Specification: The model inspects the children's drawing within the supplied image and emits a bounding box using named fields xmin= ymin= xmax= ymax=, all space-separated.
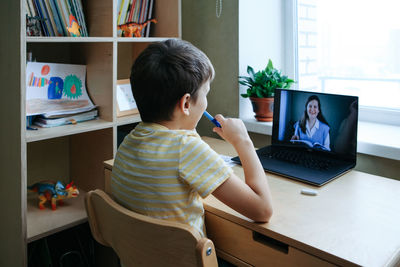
xmin=64 ymin=75 xmax=82 ymax=99
xmin=67 ymin=14 xmax=81 ymax=37
xmin=26 ymin=62 xmax=94 ymax=117
xmin=41 ymin=64 xmax=50 ymax=75
xmin=48 ymin=77 xmax=64 ymax=99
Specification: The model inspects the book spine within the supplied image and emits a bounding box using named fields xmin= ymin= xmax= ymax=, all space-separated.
xmin=34 ymin=0 xmax=49 ymax=36
xmin=125 ymin=1 xmax=132 ymax=23
xmin=130 ymin=0 xmax=137 ymax=23
xmin=133 ymin=0 xmax=140 ymax=23
xmin=120 ymin=0 xmax=130 ymax=25
xmin=75 ymin=0 xmax=88 ymax=36
xmin=140 ymin=0 xmax=148 ymax=36
xmin=39 ymin=0 xmax=55 ymax=36
xmin=49 ymin=0 xmax=65 ymax=36
xmin=43 ymin=0 xmax=59 ymax=36
xmin=28 ymin=0 xmax=37 ymax=17
xmin=145 ymin=0 xmax=154 ymax=37
xmin=31 ymin=0 xmax=44 ymax=35
xmin=68 ymin=0 xmax=82 ymax=36
xmin=26 ymin=0 xmax=32 ymax=17
xmin=53 ymin=0 xmax=67 ymax=36
xmin=58 ymin=0 xmax=71 ymax=36
xmin=66 ymin=0 xmax=77 ymax=20
xmin=117 ymin=0 xmax=125 ymax=25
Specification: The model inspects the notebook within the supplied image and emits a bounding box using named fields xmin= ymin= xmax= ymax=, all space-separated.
xmin=232 ymin=89 xmax=359 ymax=186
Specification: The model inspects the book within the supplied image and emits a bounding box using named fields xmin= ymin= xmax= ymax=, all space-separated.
xmin=48 ymin=0 xmax=65 ymax=36
xmin=34 ymin=109 xmax=98 ymax=127
xmin=140 ymin=0 xmax=148 ymax=36
xmin=26 ymin=0 xmax=32 ymax=17
xmin=30 ymin=0 xmax=44 ymax=36
xmin=34 ymin=0 xmax=49 ymax=36
xmin=39 ymin=0 xmax=55 ymax=36
xmin=119 ymin=0 xmax=130 ymax=25
xmin=43 ymin=0 xmax=60 ymax=36
xmin=57 ymin=0 xmax=71 ymax=36
xmin=74 ymin=0 xmax=88 ymax=36
xmin=70 ymin=0 xmax=85 ymax=36
xmin=145 ymin=0 xmax=154 ymax=37
xmin=117 ymin=0 xmax=125 ymax=25
xmin=290 ymin=139 xmax=328 ymax=150
xmin=28 ymin=0 xmax=38 ymax=17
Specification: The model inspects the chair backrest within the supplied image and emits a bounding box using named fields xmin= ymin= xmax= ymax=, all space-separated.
xmin=85 ymin=189 xmax=218 ymax=267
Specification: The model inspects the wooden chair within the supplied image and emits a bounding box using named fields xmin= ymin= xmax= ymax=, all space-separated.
xmin=84 ymin=189 xmax=218 ymax=267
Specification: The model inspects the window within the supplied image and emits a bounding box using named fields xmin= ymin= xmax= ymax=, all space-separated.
xmin=295 ymin=0 xmax=400 ymax=125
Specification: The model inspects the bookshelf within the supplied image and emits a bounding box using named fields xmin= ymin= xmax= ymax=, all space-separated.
xmin=1 ymin=0 xmax=181 ymax=265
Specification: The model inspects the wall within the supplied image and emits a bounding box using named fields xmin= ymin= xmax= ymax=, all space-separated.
xmin=182 ymin=1 xmax=400 ymax=181
xmin=182 ymin=0 xmax=239 ymax=138
xmin=0 ymin=0 xmax=25 ymax=266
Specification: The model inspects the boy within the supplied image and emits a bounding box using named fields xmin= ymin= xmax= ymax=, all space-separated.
xmin=111 ymin=39 xmax=273 ymax=237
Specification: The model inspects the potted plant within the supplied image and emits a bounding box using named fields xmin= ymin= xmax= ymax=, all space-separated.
xmin=239 ymin=59 xmax=294 ymax=122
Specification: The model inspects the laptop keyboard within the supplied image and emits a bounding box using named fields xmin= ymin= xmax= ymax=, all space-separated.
xmin=266 ymin=149 xmax=332 ymax=170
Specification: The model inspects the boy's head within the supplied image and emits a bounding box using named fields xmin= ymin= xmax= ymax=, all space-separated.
xmin=130 ymin=39 xmax=215 ymax=123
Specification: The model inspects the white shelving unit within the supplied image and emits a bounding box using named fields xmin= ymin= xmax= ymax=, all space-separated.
xmin=1 ymin=0 xmax=181 ymax=265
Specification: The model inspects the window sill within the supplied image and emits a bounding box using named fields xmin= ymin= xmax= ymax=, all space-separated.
xmin=242 ymin=116 xmax=400 ymax=161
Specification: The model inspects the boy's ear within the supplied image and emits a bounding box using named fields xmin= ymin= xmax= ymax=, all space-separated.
xmin=178 ymin=93 xmax=191 ymax=116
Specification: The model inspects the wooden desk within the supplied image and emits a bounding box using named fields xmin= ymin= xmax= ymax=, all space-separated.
xmin=104 ymin=137 xmax=400 ymax=267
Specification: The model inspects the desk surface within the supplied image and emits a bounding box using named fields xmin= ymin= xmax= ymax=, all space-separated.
xmin=104 ymin=137 xmax=400 ymax=267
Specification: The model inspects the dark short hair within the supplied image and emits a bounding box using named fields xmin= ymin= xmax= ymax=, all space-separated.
xmin=130 ymin=39 xmax=215 ymax=122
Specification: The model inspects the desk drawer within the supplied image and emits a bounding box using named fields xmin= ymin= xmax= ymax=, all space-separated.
xmin=205 ymin=212 xmax=335 ymax=267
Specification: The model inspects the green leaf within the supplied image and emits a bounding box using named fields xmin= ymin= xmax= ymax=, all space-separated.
xmin=247 ymin=66 xmax=255 ymax=78
xmin=267 ymin=59 xmax=273 ymax=71
xmin=239 ymin=59 xmax=295 ymax=98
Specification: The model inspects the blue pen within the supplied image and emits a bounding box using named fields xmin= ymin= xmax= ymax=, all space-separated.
xmin=203 ymin=111 xmax=221 ymax=128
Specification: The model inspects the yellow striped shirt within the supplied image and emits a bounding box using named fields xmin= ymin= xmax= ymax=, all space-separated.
xmin=111 ymin=122 xmax=232 ymax=236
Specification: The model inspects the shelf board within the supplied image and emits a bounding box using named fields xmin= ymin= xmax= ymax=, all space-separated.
xmin=26 ymin=37 xmax=114 ymax=43
xmin=116 ymin=37 xmax=179 ymax=42
xmin=116 ymin=114 xmax=141 ymax=126
xmin=26 ymin=119 xmax=114 ymax=142
xmin=27 ymin=189 xmax=87 ymax=243
xmin=26 ymin=37 xmax=179 ymax=43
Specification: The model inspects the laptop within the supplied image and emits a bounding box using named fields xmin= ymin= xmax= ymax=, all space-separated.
xmin=232 ymin=89 xmax=359 ymax=186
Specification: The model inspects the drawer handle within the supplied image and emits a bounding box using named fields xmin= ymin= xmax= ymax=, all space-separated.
xmin=252 ymin=232 xmax=289 ymax=254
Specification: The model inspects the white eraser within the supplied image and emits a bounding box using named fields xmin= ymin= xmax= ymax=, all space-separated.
xmin=301 ymin=188 xmax=318 ymax=196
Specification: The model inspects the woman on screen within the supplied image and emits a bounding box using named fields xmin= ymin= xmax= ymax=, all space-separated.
xmin=291 ymin=95 xmax=331 ymax=151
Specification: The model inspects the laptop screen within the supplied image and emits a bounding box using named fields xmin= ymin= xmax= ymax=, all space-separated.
xmin=272 ymin=89 xmax=358 ymax=161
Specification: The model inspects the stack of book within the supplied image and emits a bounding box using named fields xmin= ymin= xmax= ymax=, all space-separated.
xmin=117 ymin=0 xmax=155 ymax=37
xmin=25 ymin=0 xmax=88 ymax=37
xmin=34 ymin=108 xmax=98 ymax=128
xmin=26 ymin=62 xmax=98 ymax=129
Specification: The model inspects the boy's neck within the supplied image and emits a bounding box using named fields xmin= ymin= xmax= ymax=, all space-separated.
xmin=156 ymin=120 xmax=194 ymax=131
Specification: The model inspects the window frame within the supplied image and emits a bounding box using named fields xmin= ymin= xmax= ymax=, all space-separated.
xmin=286 ymin=0 xmax=400 ymax=126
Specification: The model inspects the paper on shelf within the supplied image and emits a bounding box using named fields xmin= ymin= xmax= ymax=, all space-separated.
xmin=116 ymin=82 xmax=137 ymax=111
xmin=26 ymin=62 xmax=95 ymax=117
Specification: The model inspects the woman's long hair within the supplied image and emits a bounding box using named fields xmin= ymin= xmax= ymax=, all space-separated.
xmin=299 ymin=95 xmax=329 ymax=134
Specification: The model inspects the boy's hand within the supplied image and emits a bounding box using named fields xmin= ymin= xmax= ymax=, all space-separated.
xmin=212 ymin=114 xmax=251 ymax=146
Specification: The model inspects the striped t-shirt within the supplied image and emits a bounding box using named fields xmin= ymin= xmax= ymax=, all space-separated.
xmin=111 ymin=122 xmax=232 ymax=236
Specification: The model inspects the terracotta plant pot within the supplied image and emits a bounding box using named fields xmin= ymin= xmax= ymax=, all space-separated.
xmin=250 ymin=97 xmax=274 ymax=122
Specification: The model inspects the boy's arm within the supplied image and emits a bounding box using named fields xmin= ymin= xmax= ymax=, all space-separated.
xmin=211 ymin=115 xmax=273 ymax=222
